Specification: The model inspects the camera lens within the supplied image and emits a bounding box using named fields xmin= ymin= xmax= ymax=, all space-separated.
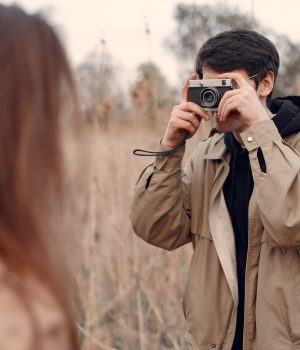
xmin=200 ymin=88 xmax=220 ymax=108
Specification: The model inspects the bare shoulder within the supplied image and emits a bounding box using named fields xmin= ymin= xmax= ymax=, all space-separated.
xmin=0 ymin=265 xmax=71 ymax=350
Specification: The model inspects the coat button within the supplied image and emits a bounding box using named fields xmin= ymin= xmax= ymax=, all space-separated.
xmin=247 ymin=136 xmax=253 ymax=142
xmin=211 ymin=345 xmax=216 ymax=348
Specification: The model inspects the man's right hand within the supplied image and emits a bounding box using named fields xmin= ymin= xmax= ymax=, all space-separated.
xmin=161 ymin=73 xmax=210 ymax=148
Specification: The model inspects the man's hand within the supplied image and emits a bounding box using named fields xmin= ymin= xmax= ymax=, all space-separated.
xmin=217 ymin=72 xmax=270 ymax=127
xmin=161 ymin=74 xmax=210 ymax=148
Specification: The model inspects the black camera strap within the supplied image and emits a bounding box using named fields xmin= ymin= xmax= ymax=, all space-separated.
xmin=133 ymin=132 xmax=189 ymax=157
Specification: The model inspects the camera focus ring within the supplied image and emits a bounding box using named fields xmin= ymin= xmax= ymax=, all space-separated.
xmin=199 ymin=87 xmax=220 ymax=108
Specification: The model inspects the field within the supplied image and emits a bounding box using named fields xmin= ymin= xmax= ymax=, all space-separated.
xmin=73 ymin=116 xmax=211 ymax=350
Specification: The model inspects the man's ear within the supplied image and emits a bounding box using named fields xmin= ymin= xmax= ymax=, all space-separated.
xmin=259 ymin=71 xmax=275 ymax=98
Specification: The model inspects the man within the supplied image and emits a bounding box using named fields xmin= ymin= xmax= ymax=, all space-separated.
xmin=131 ymin=29 xmax=300 ymax=350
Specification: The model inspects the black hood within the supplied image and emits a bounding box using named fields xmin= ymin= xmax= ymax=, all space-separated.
xmin=270 ymin=96 xmax=300 ymax=137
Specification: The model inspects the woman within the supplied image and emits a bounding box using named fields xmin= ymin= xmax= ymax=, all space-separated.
xmin=0 ymin=4 xmax=81 ymax=349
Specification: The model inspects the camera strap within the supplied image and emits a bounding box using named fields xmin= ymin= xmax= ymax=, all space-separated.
xmin=133 ymin=132 xmax=189 ymax=157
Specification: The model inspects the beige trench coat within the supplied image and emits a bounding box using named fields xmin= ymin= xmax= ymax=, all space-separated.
xmin=131 ymin=120 xmax=300 ymax=350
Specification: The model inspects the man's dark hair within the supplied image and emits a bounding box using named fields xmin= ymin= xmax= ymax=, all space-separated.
xmin=196 ymin=28 xmax=280 ymax=104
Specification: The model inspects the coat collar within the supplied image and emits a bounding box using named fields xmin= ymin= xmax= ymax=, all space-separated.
xmin=204 ymin=133 xmax=227 ymax=160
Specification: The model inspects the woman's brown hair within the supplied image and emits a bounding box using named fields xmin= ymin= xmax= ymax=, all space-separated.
xmin=0 ymin=4 xmax=80 ymax=348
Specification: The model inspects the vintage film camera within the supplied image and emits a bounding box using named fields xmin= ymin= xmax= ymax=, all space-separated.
xmin=188 ymin=79 xmax=235 ymax=111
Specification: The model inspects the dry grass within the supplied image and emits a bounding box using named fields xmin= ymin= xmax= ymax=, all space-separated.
xmin=73 ymin=116 xmax=211 ymax=350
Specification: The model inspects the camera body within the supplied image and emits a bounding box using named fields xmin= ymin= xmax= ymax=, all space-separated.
xmin=188 ymin=79 xmax=234 ymax=111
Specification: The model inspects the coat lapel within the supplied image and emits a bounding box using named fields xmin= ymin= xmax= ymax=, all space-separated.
xmin=205 ymin=137 xmax=238 ymax=307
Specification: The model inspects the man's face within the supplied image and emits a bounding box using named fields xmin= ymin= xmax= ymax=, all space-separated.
xmin=202 ymin=66 xmax=260 ymax=133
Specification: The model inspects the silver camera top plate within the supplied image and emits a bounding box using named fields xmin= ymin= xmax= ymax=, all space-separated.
xmin=188 ymin=79 xmax=233 ymax=88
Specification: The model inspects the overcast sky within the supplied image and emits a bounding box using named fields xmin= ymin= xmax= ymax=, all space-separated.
xmin=3 ymin=0 xmax=300 ymax=86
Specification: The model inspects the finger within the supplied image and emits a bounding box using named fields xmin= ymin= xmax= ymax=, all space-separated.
xmin=220 ymin=98 xmax=238 ymax=122
xmin=182 ymin=73 xmax=198 ymax=102
xmin=174 ymin=102 xmax=210 ymax=120
xmin=218 ymin=89 xmax=241 ymax=117
xmin=173 ymin=119 xmax=197 ymax=137
xmin=173 ymin=110 xmax=201 ymax=130
xmin=217 ymin=72 xmax=250 ymax=89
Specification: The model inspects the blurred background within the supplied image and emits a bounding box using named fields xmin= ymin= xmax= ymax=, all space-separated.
xmin=4 ymin=1 xmax=300 ymax=349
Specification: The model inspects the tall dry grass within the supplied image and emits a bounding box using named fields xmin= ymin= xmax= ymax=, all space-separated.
xmin=73 ymin=114 xmax=212 ymax=350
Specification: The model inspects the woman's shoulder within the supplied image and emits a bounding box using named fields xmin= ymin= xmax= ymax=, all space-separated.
xmin=0 ymin=264 xmax=71 ymax=350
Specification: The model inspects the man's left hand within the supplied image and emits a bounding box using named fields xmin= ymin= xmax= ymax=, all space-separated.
xmin=217 ymin=72 xmax=270 ymax=127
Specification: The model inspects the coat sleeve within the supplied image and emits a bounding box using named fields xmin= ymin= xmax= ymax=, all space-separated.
xmin=131 ymin=144 xmax=193 ymax=251
xmin=240 ymin=119 xmax=300 ymax=248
